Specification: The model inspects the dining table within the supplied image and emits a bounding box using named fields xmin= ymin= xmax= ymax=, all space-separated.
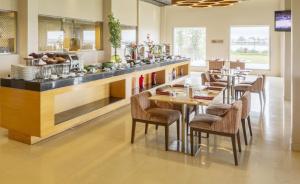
xmin=149 ymin=84 xmax=225 ymax=153
xmin=209 ymin=69 xmax=251 ymax=103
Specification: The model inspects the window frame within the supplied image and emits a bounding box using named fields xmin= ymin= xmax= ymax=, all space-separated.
xmin=38 ymin=15 xmax=103 ymax=52
xmin=229 ymin=25 xmax=271 ymax=71
xmin=0 ymin=10 xmax=17 ymax=55
xmin=172 ymin=27 xmax=207 ymax=67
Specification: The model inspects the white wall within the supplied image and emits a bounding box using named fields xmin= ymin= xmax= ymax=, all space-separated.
xmin=291 ymin=0 xmax=300 ymax=151
xmin=138 ymin=1 xmax=161 ymax=44
xmin=161 ymin=0 xmax=282 ymax=76
xmin=0 ymin=0 xmax=17 ymax=11
xmin=112 ymin=0 xmax=137 ymax=26
xmin=38 ymin=0 xmax=103 ymax=22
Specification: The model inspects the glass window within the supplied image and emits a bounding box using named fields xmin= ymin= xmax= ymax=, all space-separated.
xmin=46 ymin=31 xmax=64 ymax=51
xmin=173 ymin=27 xmax=206 ymax=67
xmin=0 ymin=11 xmax=17 ymax=54
xmin=38 ymin=16 xmax=103 ymax=52
xmin=230 ymin=26 xmax=270 ymax=70
xmin=120 ymin=26 xmax=137 ymax=60
xmin=83 ymin=30 xmax=96 ymax=50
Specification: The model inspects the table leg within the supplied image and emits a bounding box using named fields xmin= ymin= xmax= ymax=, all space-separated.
xmin=181 ymin=104 xmax=187 ymax=152
xmin=227 ymin=76 xmax=230 ymax=104
xmin=231 ymin=76 xmax=236 ymax=99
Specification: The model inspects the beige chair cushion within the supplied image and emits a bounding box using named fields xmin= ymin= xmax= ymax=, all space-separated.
xmin=146 ymin=108 xmax=181 ymax=124
xmin=234 ymin=84 xmax=252 ymax=91
xmin=206 ymin=104 xmax=232 ymax=117
xmin=190 ymin=114 xmax=222 ymax=129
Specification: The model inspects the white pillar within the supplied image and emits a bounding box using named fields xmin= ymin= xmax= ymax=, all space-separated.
xmin=18 ymin=0 xmax=39 ymax=59
xmin=282 ymin=0 xmax=292 ymax=101
xmin=291 ymin=0 xmax=300 ymax=151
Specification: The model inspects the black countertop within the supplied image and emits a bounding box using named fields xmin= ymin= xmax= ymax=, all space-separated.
xmin=0 ymin=59 xmax=189 ymax=92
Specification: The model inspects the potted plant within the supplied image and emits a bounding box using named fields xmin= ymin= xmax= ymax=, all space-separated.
xmin=108 ymin=14 xmax=121 ymax=62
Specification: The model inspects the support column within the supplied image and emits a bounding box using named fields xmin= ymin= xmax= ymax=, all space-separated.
xmin=18 ymin=0 xmax=39 ymax=60
xmin=291 ymin=0 xmax=300 ymax=151
xmin=282 ymin=0 xmax=292 ymax=101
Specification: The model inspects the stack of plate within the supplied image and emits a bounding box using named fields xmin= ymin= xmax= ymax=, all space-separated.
xmin=11 ymin=64 xmax=35 ymax=81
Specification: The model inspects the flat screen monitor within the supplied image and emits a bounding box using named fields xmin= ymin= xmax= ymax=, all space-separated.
xmin=275 ymin=10 xmax=291 ymax=32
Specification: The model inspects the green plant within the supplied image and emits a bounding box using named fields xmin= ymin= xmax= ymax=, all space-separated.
xmin=108 ymin=14 xmax=121 ymax=62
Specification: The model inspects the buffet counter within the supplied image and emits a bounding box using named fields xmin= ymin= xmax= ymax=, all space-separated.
xmin=0 ymin=60 xmax=190 ymax=144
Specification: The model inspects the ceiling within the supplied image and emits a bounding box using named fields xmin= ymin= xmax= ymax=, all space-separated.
xmin=141 ymin=0 xmax=171 ymax=6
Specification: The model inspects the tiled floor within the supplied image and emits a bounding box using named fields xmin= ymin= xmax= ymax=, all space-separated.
xmin=0 ymin=74 xmax=299 ymax=184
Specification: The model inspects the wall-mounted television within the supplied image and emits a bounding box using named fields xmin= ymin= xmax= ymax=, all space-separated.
xmin=275 ymin=10 xmax=291 ymax=32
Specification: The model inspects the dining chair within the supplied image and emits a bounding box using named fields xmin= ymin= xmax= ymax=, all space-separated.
xmin=130 ymin=91 xmax=181 ymax=151
xmin=208 ymin=60 xmax=225 ymax=71
xmin=189 ymin=100 xmax=243 ymax=166
xmin=234 ymin=76 xmax=264 ymax=106
xmin=201 ymin=72 xmax=227 ymax=103
xmin=230 ymin=61 xmax=246 ymax=70
xmin=201 ymin=72 xmax=227 ymax=87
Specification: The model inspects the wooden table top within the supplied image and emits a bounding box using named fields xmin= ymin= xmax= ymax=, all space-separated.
xmin=149 ymin=86 xmax=224 ymax=106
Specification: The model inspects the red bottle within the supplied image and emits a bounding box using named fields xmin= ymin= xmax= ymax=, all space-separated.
xmin=151 ymin=72 xmax=157 ymax=85
xmin=139 ymin=75 xmax=144 ymax=89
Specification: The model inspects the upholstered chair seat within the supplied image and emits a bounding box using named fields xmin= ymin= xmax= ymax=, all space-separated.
xmin=206 ymin=103 xmax=232 ymax=117
xmin=146 ymin=108 xmax=181 ymax=124
xmin=234 ymin=84 xmax=252 ymax=92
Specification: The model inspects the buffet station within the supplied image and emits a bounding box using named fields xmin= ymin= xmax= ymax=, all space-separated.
xmin=0 ymin=46 xmax=190 ymax=144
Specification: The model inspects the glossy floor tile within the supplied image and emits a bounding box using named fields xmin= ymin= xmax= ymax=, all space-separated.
xmin=0 ymin=75 xmax=299 ymax=184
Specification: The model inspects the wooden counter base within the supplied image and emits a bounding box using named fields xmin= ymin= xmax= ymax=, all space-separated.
xmin=0 ymin=61 xmax=190 ymax=144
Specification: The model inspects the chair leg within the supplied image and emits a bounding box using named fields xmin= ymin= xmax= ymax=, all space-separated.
xmin=198 ymin=131 xmax=202 ymax=146
xmin=186 ymin=107 xmax=190 ymax=136
xmin=131 ymin=119 xmax=136 ymax=144
xmin=223 ymin=90 xmax=226 ymax=104
xmin=190 ymin=128 xmax=194 ymax=156
xmin=237 ymin=130 xmax=242 ymax=153
xmin=242 ymin=119 xmax=248 ymax=145
xmin=176 ymin=120 xmax=180 ymax=141
xmin=247 ymin=116 xmax=253 ymax=136
xmin=231 ymin=135 xmax=238 ymax=166
xmin=263 ymin=89 xmax=266 ymax=102
xmin=156 ymin=125 xmax=159 ymax=130
xmin=259 ymin=92 xmax=263 ymax=107
xmin=165 ymin=125 xmax=169 ymax=151
xmin=145 ymin=123 xmax=148 ymax=134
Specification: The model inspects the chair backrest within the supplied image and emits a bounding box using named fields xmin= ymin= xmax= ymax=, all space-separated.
xmin=209 ymin=60 xmax=224 ymax=70
xmin=251 ymin=76 xmax=263 ymax=92
xmin=218 ymin=100 xmax=242 ymax=134
xmin=201 ymin=72 xmax=210 ymax=85
xmin=130 ymin=91 xmax=152 ymax=119
xmin=230 ymin=100 xmax=243 ymax=134
xmin=230 ymin=61 xmax=245 ymax=70
xmin=241 ymin=91 xmax=251 ymax=119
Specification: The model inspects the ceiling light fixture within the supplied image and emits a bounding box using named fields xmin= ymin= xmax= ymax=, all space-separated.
xmin=171 ymin=0 xmax=248 ymax=8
